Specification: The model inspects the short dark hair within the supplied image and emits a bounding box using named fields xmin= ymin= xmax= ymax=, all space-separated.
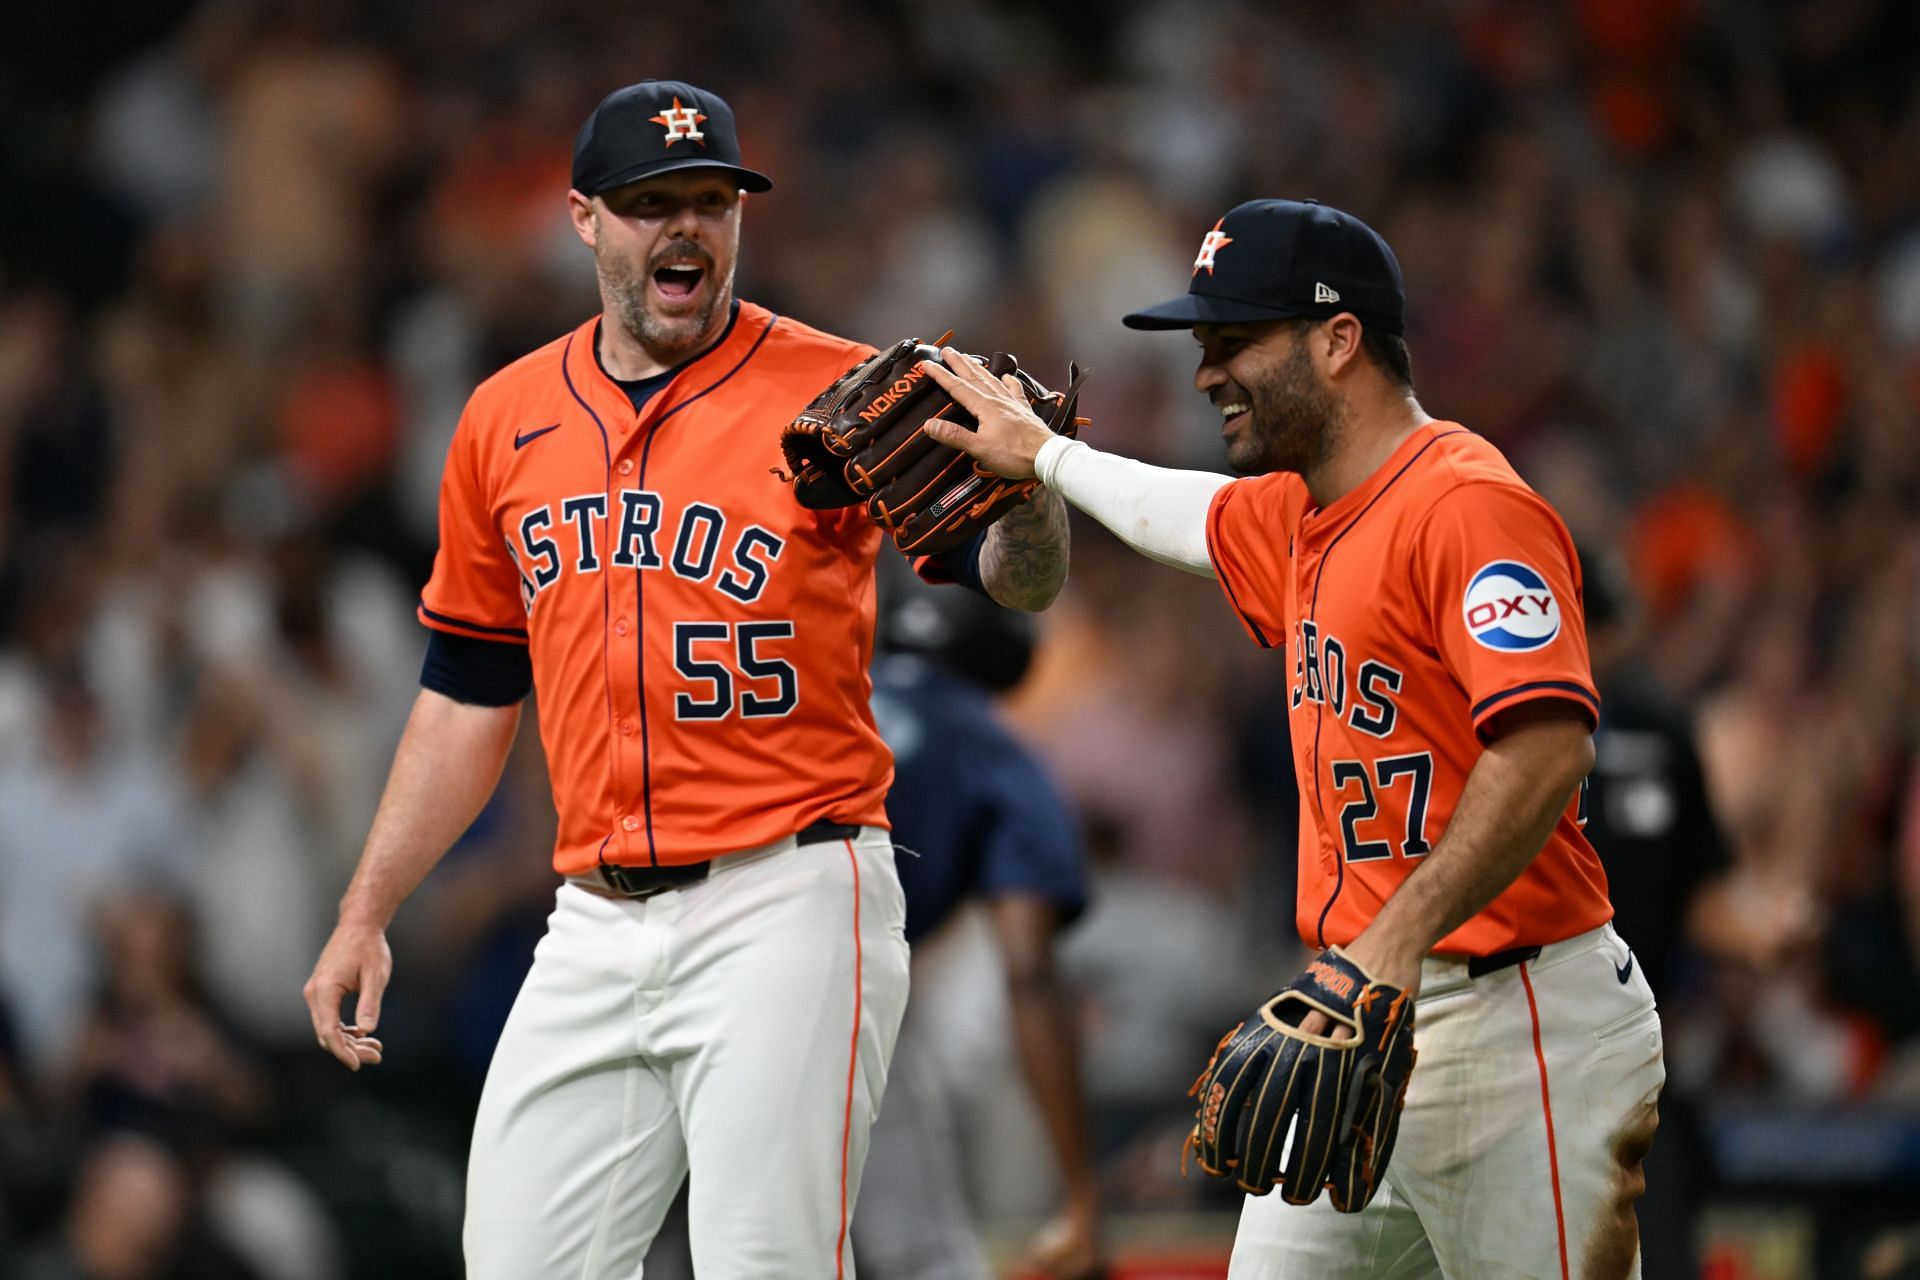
xmin=1362 ymin=326 xmax=1414 ymax=390
xmin=1284 ymin=315 xmax=1415 ymax=390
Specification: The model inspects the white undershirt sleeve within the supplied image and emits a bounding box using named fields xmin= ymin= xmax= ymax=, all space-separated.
xmin=1033 ymin=436 xmax=1228 ymax=578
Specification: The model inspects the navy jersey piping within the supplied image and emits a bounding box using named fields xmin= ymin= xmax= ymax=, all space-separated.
xmin=654 ymin=310 xmax=782 ymax=427
xmin=561 ymin=331 xmax=632 ymax=866
xmin=417 ymin=602 xmax=529 ymax=640
xmin=602 ymin=300 xmax=743 ymax=416
xmin=1309 ymin=429 xmax=1467 ymax=948
xmin=630 ymin=416 xmax=668 ymax=863
xmin=1471 ymin=680 xmax=1600 ymax=724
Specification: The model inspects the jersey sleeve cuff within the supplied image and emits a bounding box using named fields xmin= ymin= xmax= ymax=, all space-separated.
xmin=420 ymin=629 xmax=533 ymax=706
xmin=417 ymin=600 xmax=530 ymax=644
xmin=1470 ymin=681 xmax=1600 ymax=735
xmin=911 ymin=530 xmax=988 ymax=596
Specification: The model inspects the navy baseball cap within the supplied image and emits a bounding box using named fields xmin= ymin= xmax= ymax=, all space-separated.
xmin=571 ymin=80 xmax=773 ymax=197
xmin=1123 ymin=199 xmax=1405 ymax=335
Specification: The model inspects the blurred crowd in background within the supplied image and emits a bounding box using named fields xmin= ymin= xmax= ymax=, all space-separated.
xmin=2 ymin=0 xmax=1918 ymax=1276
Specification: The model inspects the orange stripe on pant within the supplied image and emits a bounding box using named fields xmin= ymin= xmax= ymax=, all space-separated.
xmin=1519 ymin=962 xmax=1570 ymax=1280
xmin=836 ymin=837 xmax=862 ymax=1280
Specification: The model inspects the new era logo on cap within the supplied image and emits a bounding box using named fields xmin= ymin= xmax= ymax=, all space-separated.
xmin=1124 ymin=199 xmax=1406 ymax=335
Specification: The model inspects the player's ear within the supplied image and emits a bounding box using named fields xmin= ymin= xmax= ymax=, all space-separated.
xmin=1322 ymin=313 xmax=1365 ymax=380
xmin=568 ymin=190 xmax=598 ymax=249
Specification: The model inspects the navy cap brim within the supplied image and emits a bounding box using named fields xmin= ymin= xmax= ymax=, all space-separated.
xmin=1121 ymin=292 xmax=1315 ymax=331
xmin=586 ymin=157 xmax=774 ymax=196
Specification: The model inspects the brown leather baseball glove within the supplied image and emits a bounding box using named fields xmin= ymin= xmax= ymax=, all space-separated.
xmin=777 ymin=336 xmax=1085 ymax=555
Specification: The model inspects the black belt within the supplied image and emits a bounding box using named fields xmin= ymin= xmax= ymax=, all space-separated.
xmin=1466 ymin=945 xmax=1543 ymax=979
xmin=597 ymin=820 xmax=862 ymax=899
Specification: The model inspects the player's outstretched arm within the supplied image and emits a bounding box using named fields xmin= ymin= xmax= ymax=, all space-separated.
xmin=303 ymin=689 xmax=522 ymax=1071
xmin=922 ymin=350 xmax=1227 ymax=578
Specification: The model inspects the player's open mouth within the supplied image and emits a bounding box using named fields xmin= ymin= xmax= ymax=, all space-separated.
xmin=652 ymin=264 xmax=705 ymax=301
xmin=1219 ymin=400 xmax=1250 ymax=431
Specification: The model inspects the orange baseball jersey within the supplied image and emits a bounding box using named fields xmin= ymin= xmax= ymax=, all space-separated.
xmin=1205 ymin=421 xmax=1612 ymax=956
xmin=419 ymin=302 xmax=898 ymax=874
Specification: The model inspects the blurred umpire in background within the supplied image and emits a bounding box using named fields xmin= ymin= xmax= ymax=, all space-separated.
xmin=858 ymin=570 xmax=1105 ymax=1280
xmin=1579 ymin=544 xmax=1724 ymax=1280
xmin=1579 ymin=543 xmax=1818 ymax=1280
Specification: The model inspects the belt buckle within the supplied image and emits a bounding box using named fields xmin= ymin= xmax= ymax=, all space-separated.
xmin=600 ymin=861 xmax=710 ymax=899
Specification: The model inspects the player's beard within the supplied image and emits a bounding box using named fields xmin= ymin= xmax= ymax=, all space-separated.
xmin=1233 ymin=337 xmax=1343 ymax=477
xmin=596 ymin=234 xmax=734 ymax=365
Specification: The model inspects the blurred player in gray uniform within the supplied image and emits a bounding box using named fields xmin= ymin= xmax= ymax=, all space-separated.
xmin=855 ymin=575 xmax=1104 ymax=1280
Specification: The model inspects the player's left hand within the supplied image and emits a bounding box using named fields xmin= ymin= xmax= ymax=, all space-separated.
xmin=919 ymin=346 xmax=1059 ymax=480
xmin=1019 ymin=1196 xmax=1107 ymax=1280
xmin=303 ymin=920 xmax=391 ymax=1072
xmin=1295 ymin=933 xmax=1423 ymax=1039
xmin=1185 ymin=948 xmax=1416 ymax=1211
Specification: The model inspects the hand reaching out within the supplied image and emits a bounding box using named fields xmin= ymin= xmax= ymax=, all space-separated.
xmin=918 ymin=347 xmax=1062 ymax=481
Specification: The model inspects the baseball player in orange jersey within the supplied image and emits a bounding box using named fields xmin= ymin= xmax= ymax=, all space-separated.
xmin=920 ymin=199 xmax=1665 ymax=1279
xmin=299 ymin=80 xmax=1070 ymax=1279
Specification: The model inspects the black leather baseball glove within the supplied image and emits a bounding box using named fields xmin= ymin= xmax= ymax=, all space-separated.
xmin=1185 ymin=948 xmax=1417 ymax=1212
xmin=777 ymin=336 xmax=1085 ymax=555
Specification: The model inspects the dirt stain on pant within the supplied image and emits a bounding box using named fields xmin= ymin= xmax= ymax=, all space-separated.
xmin=1579 ymin=1092 xmax=1661 ymax=1280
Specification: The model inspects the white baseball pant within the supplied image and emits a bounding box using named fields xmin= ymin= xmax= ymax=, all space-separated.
xmin=462 ymin=827 xmax=911 ymax=1279
xmin=1229 ymin=922 xmax=1665 ymax=1280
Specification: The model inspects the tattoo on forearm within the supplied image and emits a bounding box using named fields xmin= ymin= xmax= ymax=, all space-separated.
xmin=982 ymin=489 xmax=1069 ymax=610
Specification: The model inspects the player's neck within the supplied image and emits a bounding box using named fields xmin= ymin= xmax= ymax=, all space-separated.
xmin=1305 ymin=395 xmax=1433 ymax=509
xmin=597 ymin=306 xmax=732 ymax=382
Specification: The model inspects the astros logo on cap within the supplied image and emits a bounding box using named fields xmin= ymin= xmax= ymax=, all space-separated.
xmin=650 ymin=97 xmax=708 ymax=146
xmin=1193 ymin=219 xmax=1233 ymax=276
xmin=1462 ymin=560 xmax=1561 ymax=652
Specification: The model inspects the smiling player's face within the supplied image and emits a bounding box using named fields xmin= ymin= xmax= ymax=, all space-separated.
xmin=587 ymin=171 xmax=743 ymax=363
xmin=1194 ymin=320 xmax=1342 ymax=478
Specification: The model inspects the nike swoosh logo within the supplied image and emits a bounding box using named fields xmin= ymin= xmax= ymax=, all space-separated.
xmin=514 ymin=424 xmax=561 ymax=449
xmin=1615 ymin=955 xmax=1635 ymax=985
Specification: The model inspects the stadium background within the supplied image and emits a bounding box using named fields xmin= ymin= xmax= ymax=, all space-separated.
xmin=2 ymin=0 xmax=1918 ymax=1276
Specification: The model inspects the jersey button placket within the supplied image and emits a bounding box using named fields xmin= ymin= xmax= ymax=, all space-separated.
xmin=1293 ymin=548 xmax=1339 ymax=876
xmin=611 ymin=406 xmax=652 ymax=862
xmin=605 ymin=434 xmax=642 ymax=858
